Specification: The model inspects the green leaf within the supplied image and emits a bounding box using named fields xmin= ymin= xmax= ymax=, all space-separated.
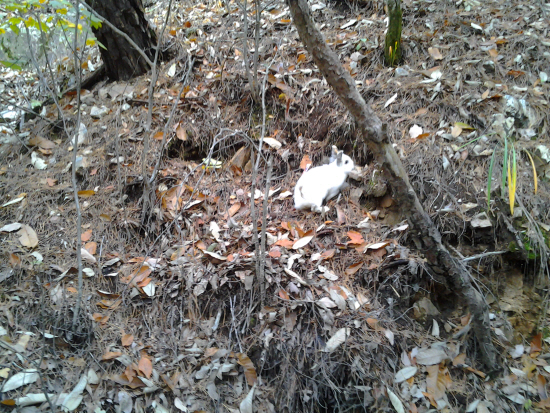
xmin=454 ymin=121 xmax=475 ymax=130
xmin=0 ymin=60 xmax=22 ymax=70
xmin=487 ymin=149 xmax=496 ymax=211
xmin=501 ymin=136 xmax=508 ymax=199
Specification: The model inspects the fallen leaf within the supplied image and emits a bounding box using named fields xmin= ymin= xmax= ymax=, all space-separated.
xmin=323 ymin=328 xmax=350 ymax=353
xmin=278 ymin=289 xmax=290 ymax=300
xmin=531 ymin=333 xmax=542 ymax=354
xmin=300 ymin=155 xmax=312 ymax=170
xmin=175 ymin=125 xmax=187 ymax=141
xmin=507 ymin=69 xmax=525 ymax=78
xmin=121 ymin=334 xmax=134 ymax=347
xmin=268 ymin=247 xmax=281 ymax=258
xmin=9 ymin=253 xmax=21 ymax=267
xmin=153 ymin=131 xmax=164 ymax=140
xmin=293 ymin=235 xmax=314 ymax=250
xmin=2 ymin=370 xmax=39 ymax=392
xmin=81 ymin=229 xmax=92 ymax=242
xmin=17 ymin=225 xmax=39 ymax=248
xmin=138 ymin=356 xmax=153 ymax=378
xmin=345 ymin=261 xmax=363 ymax=275
xmin=428 ymin=47 xmax=443 ymax=60
xmin=102 ymin=351 xmax=123 ymax=361
xmin=347 ymin=230 xmax=364 ymax=244
xmin=237 ymin=353 xmax=258 ymax=385
xmin=321 ymin=249 xmax=335 ymax=260
xmin=77 ymin=190 xmax=95 ymax=198
xmin=228 ymin=202 xmax=241 ymax=217
xmin=84 ymin=241 xmax=97 ymax=255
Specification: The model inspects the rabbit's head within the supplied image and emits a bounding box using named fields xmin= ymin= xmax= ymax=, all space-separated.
xmin=333 ymin=150 xmax=354 ymax=174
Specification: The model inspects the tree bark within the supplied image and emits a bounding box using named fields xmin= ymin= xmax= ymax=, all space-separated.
xmin=288 ymin=0 xmax=499 ymax=373
xmin=85 ymin=0 xmax=157 ymax=81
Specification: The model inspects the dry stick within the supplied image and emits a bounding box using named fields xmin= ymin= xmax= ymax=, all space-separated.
xmin=252 ymin=0 xmax=261 ymax=94
xmin=241 ymin=0 xmax=258 ymax=102
xmin=259 ymin=155 xmax=273 ymax=305
xmin=141 ymin=0 xmax=175 ymax=223
xmin=24 ymin=9 xmax=85 ymax=332
xmin=71 ymin=0 xmax=85 ymax=331
xmin=287 ymin=0 xmax=499 ymax=372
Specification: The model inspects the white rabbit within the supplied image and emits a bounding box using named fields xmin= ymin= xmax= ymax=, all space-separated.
xmin=294 ymin=148 xmax=355 ymax=213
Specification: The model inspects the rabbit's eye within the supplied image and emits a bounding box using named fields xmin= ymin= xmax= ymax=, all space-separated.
xmin=345 ymin=160 xmax=349 ymax=164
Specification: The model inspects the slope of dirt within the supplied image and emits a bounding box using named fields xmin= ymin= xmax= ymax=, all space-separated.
xmin=0 ymin=0 xmax=550 ymax=412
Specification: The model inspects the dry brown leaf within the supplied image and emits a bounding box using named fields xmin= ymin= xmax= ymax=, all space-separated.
xmin=237 ymin=353 xmax=258 ymax=386
xmin=321 ymin=249 xmax=335 ymax=260
xmin=452 ymin=353 xmax=467 ymax=366
xmin=67 ymin=287 xmax=77 ymax=293
xmin=531 ymin=333 xmax=542 ymax=354
xmin=121 ymin=333 xmax=134 ymax=347
xmin=507 ymin=69 xmax=525 ymax=78
xmin=77 ymin=190 xmax=96 ymax=198
xmin=153 ymin=131 xmax=164 ymax=140
xmin=366 ymin=318 xmax=380 ymax=330
xmin=228 ymin=202 xmax=241 ymax=217
xmin=300 ymin=155 xmax=312 ymax=170
xmin=8 ymin=253 xmax=21 ymax=267
xmin=204 ymin=348 xmax=219 ymax=357
xmin=380 ymin=195 xmax=393 ymax=208
xmin=428 ymin=47 xmax=443 ymax=60
xmin=425 ymin=365 xmax=445 ymax=400
xmin=537 ymin=374 xmax=548 ymax=400
xmin=273 ymin=239 xmax=294 ymax=248
xmin=46 ymin=178 xmax=57 ymax=187
xmin=347 ymin=230 xmax=364 ymax=245
xmin=84 ymin=241 xmax=97 ymax=255
xmin=17 ymin=225 xmax=38 ymax=248
xmin=268 ymin=247 xmax=281 ymax=258
xmin=81 ymin=229 xmax=93 ymax=242
xmin=488 ymin=48 xmax=498 ymax=58
xmin=279 ymin=289 xmax=290 ymax=300
xmin=345 ymin=261 xmax=363 ymax=276
xmin=102 ymin=351 xmax=122 ymax=361
xmin=336 ymin=205 xmax=346 ymax=225
xmin=176 ymin=125 xmax=187 ymax=141
xmin=138 ymin=356 xmax=153 ymax=378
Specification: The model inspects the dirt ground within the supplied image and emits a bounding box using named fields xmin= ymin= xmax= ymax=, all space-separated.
xmin=1 ymin=0 xmax=550 ymax=411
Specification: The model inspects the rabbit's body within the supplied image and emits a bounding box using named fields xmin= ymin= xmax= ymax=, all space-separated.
xmin=294 ymin=149 xmax=354 ymax=213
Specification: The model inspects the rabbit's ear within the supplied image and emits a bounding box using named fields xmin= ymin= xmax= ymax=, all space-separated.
xmin=336 ymin=150 xmax=343 ymax=166
xmin=331 ymin=145 xmax=338 ymax=157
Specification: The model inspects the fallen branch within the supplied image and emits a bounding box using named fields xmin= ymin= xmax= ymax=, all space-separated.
xmin=288 ymin=0 xmax=499 ymax=373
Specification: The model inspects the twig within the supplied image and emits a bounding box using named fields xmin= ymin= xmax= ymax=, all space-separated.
xmin=70 ymin=0 xmax=85 ymax=331
xmin=259 ymin=155 xmax=273 ymax=305
xmin=462 ymin=250 xmax=507 ymax=262
xmin=141 ymin=0 xmax=175 ymax=223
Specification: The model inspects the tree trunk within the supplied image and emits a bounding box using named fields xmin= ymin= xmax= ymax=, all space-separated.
xmin=86 ymin=0 xmax=157 ymax=81
xmin=288 ymin=0 xmax=499 ymax=374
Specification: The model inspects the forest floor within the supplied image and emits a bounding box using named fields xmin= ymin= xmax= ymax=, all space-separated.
xmin=1 ymin=0 xmax=550 ymax=412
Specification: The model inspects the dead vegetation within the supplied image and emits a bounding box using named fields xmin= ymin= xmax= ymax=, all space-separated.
xmin=0 ymin=0 xmax=550 ymax=412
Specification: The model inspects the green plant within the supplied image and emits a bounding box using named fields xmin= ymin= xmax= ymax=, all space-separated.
xmin=0 ymin=0 xmax=103 ymax=70
xmin=486 ymin=136 xmax=537 ymax=215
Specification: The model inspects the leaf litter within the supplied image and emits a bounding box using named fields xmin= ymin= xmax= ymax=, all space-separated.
xmin=0 ymin=0 xmax=549 ymax=411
